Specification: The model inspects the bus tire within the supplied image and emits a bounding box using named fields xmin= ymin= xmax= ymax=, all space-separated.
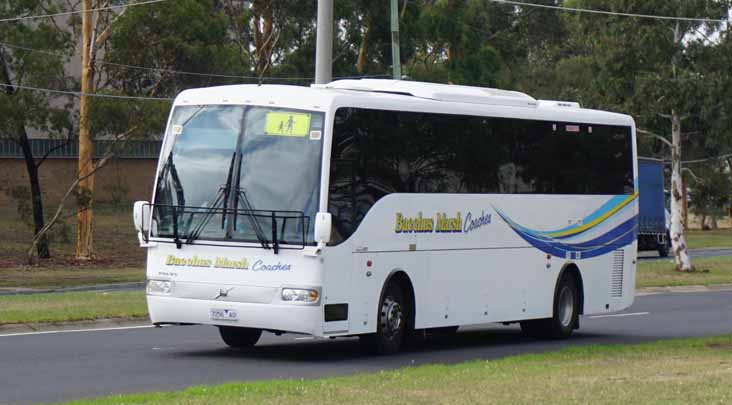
xmin=521 ymin=273 xmax=579 ymax=339
xmin=218 ymin=326 xmax=262 ymax=348
xmin=360 ymin=283 xmax=408 ymax=354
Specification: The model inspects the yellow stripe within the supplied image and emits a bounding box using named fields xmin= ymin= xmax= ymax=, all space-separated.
xmin=546 ymin=193 xmax=638 ymax=238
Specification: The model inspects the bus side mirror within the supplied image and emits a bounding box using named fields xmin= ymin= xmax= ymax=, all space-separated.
xmin=133 ymin=201 xmax=150 ymax=235
xmin=314 ymin=212 xmax=332 ymax=244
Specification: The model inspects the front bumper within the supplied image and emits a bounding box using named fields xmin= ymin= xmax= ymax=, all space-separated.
xmin=147 ymin=295 xmax=323 ymax=336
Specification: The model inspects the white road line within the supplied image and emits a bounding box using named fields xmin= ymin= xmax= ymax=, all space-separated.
xmin=294 ymin=336 xmax=314 ymax=340
xmin=0 ymin=324 xmax=157 ymax=338
xmin=588 ymin=311 xmax=650 ymax=319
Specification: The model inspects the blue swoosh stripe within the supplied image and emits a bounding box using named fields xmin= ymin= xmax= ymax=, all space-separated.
xmin=507 ymin=217 xmax=637 ymax=259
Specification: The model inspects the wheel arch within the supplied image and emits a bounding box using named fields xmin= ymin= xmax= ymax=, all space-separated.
xmin=378 ymin=269 xmax=416 ymax=330
xmin=557 ymin=262 xmax=585 ymax=315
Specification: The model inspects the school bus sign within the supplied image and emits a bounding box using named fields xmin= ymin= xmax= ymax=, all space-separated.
xmin=265 ymin=112 xmax=311 ymax=137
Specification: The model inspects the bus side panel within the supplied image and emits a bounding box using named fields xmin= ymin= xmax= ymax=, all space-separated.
xmin=327 ymin=193 xmax=637 ymax=335
xmin=422 ymin=249 xmax=554 ymax=328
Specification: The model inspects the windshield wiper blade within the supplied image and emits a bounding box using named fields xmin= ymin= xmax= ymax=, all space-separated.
xmin=186 ymin=153 xmax=237 ymax=244
xmin=172 ymin=205 xmax=182 ymax=249
xmin=185 ymin=185 xmax=228 ymax=244
xmin=235 ymin=187 xmax=271 ymax=251
xmin=186 ymin=152 xmax=236 ymax=245
xmin=270 ymin=211 xmax=279 ymax=254
xmin=221 ymin=152 xmax=236 ymax=229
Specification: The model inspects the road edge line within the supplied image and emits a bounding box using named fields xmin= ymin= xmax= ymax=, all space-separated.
xmin=0 ymin=317 xmax=151 ymax=336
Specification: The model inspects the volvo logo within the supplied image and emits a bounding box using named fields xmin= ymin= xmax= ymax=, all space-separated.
xmin=214 ymin=287 xmax=235 ymax=300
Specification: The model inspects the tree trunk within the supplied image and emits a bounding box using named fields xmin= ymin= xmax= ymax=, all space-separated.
xmin=18 ymin=129 xmax=50 ymax=259
xmin=251 ymin=1 xmax=274 ymax=77
xmin=76 ymin=0 xmax=95 ymax=260
xmin=727 ymin=158 xmax=732 ymax=227
xmin=356 ymin=16 xmax=372 ymax=74
xmin=681 ymin=175 xmax=688 ymax=230
xmin=669 ymin=110 xmax=692 ymax=271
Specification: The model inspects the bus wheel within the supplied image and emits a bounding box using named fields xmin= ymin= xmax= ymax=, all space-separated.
xmin=361 ymin=283 xmax=408 ymax=354
xmin=521 ymin=273 xmax=579 ymax=339
xmin=218 ymin=326 xmax=262 ymax=348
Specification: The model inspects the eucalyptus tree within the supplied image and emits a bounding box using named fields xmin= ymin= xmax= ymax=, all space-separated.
xmin=413 ymin=0 xmax=506 ymax=86
xmin=556 ymin=0 xmax=731 ymax=271
xmin=0 ymin=0 xmax=74 ymax=259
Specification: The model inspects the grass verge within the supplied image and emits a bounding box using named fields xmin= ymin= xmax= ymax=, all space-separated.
xmin=636 ymin=255 xmax=732 ymax=288
xmin=686 ymin=229 xmax=732 ymax=250
xmin=0 ymin=267 xmax=144 ymax=289
xmin=0 ymin=291 xmax=147 ymax=325
xmin=0 ymin=205 xmax=146 ymax=280
xmin=62 ymin=335 xmax=732 ymax=404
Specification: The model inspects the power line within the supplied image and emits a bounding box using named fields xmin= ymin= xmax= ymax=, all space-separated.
xmin=0 ymin=0 xmax=168 ymax=23
xmin=0 ymin=41 xmax=310 ymax=80
xmin=0 ymin=42 xmax=387 ymax=82
xmin=0 ymin=74 xmax=393 ymax=101
xmin=0 ymin=83 xmax=173 ymax=101
xmin=487 ymin=0 xmax=730 ymax=24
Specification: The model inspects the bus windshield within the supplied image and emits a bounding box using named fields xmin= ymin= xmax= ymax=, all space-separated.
xmin=153 ymin=105 xmax=324 ymax=246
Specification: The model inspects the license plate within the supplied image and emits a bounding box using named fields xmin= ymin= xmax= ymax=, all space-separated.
xmin=210 ymin=308 xmax=238 ymax=321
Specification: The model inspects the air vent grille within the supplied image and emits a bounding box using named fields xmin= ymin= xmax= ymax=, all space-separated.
xmin=611 ymin=249 xmax=625 ymax=298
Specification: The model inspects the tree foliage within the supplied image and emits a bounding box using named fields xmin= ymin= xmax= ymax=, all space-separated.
xmin=0 ymin=0 xmax=74 ymax=259
xmin=5 ymin=0 xmax=732 ymax=262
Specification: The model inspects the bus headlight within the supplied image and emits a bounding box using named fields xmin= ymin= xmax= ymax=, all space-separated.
xmin=281 ymin=288 xmax=319 ymax=303
xmin=147 ymin=279 xmax=173 ymax=295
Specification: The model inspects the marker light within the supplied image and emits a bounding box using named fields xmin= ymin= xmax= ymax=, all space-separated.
xmin=281 ymin=288 xmax=319 ymax=303
xmin=147 ymin=280 xmax=173 ymax=295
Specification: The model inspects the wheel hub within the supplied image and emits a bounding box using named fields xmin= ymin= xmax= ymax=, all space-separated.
xmin=381 ymin=298 xmax=403 ymax=339
xmin=558 ymin=286 xmax=574 ymax=327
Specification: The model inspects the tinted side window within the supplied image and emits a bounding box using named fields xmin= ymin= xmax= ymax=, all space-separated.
xmin=328 ymin=107 xmax=633 ymax=244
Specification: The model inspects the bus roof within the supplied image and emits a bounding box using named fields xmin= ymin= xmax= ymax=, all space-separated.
xmin=173 ymin=80 xmax=634 ymax=127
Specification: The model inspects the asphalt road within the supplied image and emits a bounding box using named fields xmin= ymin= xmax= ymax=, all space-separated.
xmin=1 ymin=290 xmax=731 ymax=404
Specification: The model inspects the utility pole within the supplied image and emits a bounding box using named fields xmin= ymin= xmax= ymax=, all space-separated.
xmin=314 ymin=0 xmax=333 ymax=84
xmin=390 ymin=0 xmax=401 ymax=80
xmin=76 ymin=0 xmax=95 ymax=260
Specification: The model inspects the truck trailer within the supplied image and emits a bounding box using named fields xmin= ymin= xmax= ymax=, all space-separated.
xmin=637 ymin=157 xmax=670 ymax=257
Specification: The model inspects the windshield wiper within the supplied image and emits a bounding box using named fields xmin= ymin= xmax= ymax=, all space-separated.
xmin=234 ymin=186 xmax=271 ymax=251
xmin=229 ymin=151 xmax=272 ymax=251
xmin=172 ymin=205 xmax=182 ymax=249
xmin=157 ymin=154 xmax=187 ymax=248
xmin=185 ymin=152 xmax=237 ymax=244
xmin=270 ymin=212 xmax=279 ymax=254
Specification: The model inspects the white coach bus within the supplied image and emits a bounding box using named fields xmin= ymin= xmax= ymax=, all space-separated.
xmin=133 ymin=79 xmax=638 ymax=354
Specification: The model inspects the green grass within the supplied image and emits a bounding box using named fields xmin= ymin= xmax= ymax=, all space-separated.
xmin=686 ymin=229 xmax=732 ymax=249
xmin=0 ymin=267 xmax=144 ymax=289
xmin=61 ymin=335 xmax=732 ymax=404
xmin=0 ymin=205 xmax=146 ymax=288
xmin=636 ymin=256 xmax=732 ymax=288
xmin=0 ymin=291 xmax=147 ymax=325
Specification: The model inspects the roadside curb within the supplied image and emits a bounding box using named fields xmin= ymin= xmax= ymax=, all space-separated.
xmin=2 ymin=284 xmax=730 ymax=335
xmin=0 ymin=317 xmax=151 ymax=335
xmin=0 ymin=282 xmax=145 ymax=296
xmin=636 ymin=283 xmax=732 ymax=296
